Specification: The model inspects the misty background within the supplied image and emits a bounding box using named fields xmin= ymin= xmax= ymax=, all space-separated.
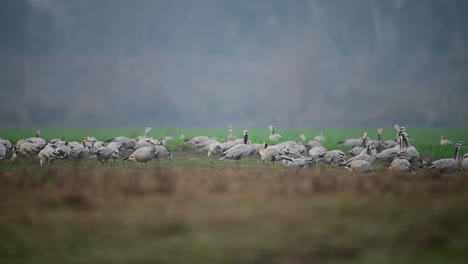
xmin=0 ymin=0 xmax=467 ymax=128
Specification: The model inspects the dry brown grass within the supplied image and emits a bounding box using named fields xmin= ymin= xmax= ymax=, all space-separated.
xmin=1 ymin=166 xmax=468 ymax=264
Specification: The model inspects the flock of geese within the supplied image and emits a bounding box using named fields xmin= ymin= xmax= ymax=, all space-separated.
xmin=0 ymin=125 xmax=467 ymax=174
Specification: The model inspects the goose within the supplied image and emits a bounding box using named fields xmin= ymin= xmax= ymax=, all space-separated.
xmin=281 ymin=155 xmax=315 ymax=168
xmin=227 ymin=124 xmax=237 ymax=140
xmin=136 ymin=127 xmax=152 ymax=140
xmin=299 ymin=134 xmax=307 ymax=142
xmin=207 ymin=141 xmax=223 ymax=157
xmin=83 ymin=136 xmax=100 ymax=153
xmin=187 ymin=136 xmax=211 ymax=146
xmin=219 ymin=130 xmax=250 ymax=168
xmin=306 ymin=140 xmax=322 ymax=149
xmin=134 ymin=138 xmax=153 ymax=150
xmin=348 ymin=146 xmax=364 ymax=157
xmin=38 ymin=144 xmax=56 ymax=167
xmin=308 ymin=146 xmax=327 ymax=158
xmin=0 ymin=138 xmax=12 ymax=152
xmin=461 ymin=153 xmax=468 ymax=173
xmin=396 ymin=133 xmax=420 ymax=164
xmin=425 ymin=141 xmax=462 ymax=174
xmin=313 ymin=132 xmax=325 ymax=142
xmin=283 ymin=146 xmax=303 ymax=159
xmin=292 ymin=143 xmax=308 ymax=155
xmin=338 ymin=132 xmax=369 ymax=148
xmin=124 ymin=139 xmax=159 ymax=165
xmin=343 ymin=141 xmax=377 ymax=166
xmin=389 ymin=158 xmax=415 ymax=173
xmin=107 ymin=136 xmax=136 ymax=150
xmin=377 ymin=128 xmax=398 ymax=150
xmin=248 ymin=143 xmax=262 ymax=156
xmin=315 ymin=150 xmax=346 ymax=167
xmin=259 ymin=143 xmax=286 ymax=168
xmin=440 ymin=136 xmax=452 ymax=145
xmin=69 ymin=141 xmax=91 ymax=160
xmin=94 ymin=146 xmax=120 ymax=164
xmin=268 ymin=125 xmax=282 ymax=141
xmin=375 ymin=145 xmax=400 ymax=163
xmin=0 ymin=144 xmax=6 ymax=161
xmin=342 ymin=160 xmax=376 ymax=173
xmin=154 ymin=145 xmax=173 ymax=160
xmin=38 ymin=141 xmax=71 ymax=166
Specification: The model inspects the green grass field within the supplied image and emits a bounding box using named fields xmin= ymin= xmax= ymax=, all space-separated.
xmin=1 ymin=127 xmax=468 ymax=264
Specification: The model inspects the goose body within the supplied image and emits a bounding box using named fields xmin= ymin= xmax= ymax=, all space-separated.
xmin=389 ymin=158 xmax=415 ymax=173
xmin=343 ymin=160 xmax=376 ymax=173
xmin=259 ymin=143 xmax=286 ymax=168
xmin=0 ymin=144 xmax=6 ymax=161
xmin=426 ymin=142 xmax=462 ymax=174
xmin=338 ymin=132 xmax=368 ymax=148
xmin=95 ymin=146 xmax=120 ymax=163
xmin=440 ymin=136 xmax=452 ymax=145
xmin=268 ymin=125 xmax=282 ymax=141
xmin=126 ymin=139 xmax=158 ymax=165
xmin=219 ymin=130 xmax=250 ymax=168
xmin=281 ymin=155 xmax=314 ymax=168
xmin=313 ymin=132 xmax=325 ymax=142
xmin=461 ymin=153 xmax=468 ymax=173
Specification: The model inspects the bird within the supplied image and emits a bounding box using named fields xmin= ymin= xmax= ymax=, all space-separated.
xmin=94 ymin=146 xmax=120 ymax=164
xmin=424 ymin=141 xmax=462 ymax=174
xmin=124 ymin=139 xmax=159 ymax=166
xmin=259 ymin=143 xmax=286 ymax=168
xmin=154 ymin=145 xmax=173 ymax=160
xmin=315 ymin=150 xmax=346 ymax=167
xmin=38 ymin=141 xmax=71 ymax=167
xmin=219 ymin=130 xmax=251 ymax=168
xmin=376 ymin=128 xmax=398 ymax=150
xmin=313 ymin=132 xmax=325 ymax=142
xmin=0 ymin=138 xmax=12 ymax=152
xmin=343 ymin=141 xmax=377 ymax=166
xmin=461 ymin=153 xmax=468 ymax=173
xmin=338 ymin=132 xmax=369 ymax=148
xmin=440 ymin=136 xmax=452 ymax=145
xmin=106 ymin=136 xmax=136 ymax=150
xmin=342 ymin=160 xmax=376 ymax=173
xmin=69 ymin=141 xmax=91 ymax=160
xmin=0 ymin=144 xmax=6 ymax=161
xmin=268 ymin=125 xmax=282 ymax=141
xmin=308 ymin=146 xmax=326 ymax=159
xmin=281 ymin=155 xmax=315 ymax=168
xmin=389 ymin=158 xmax=415 ymax=174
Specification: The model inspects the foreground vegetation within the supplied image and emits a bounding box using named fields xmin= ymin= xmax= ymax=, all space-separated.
xmin=1 ymin=127 xmax=468 ymax=263
xmin=1 ymin=166 xmax=468 ymax=264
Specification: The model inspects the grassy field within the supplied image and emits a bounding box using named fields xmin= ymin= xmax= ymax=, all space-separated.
xmin=1 ymin=127 xmax=468 ymax=263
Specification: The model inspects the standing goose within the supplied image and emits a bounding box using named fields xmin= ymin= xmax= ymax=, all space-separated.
xmin=219 ymin=130 xmax=250 ymax=168
xmin=268 ymin=125 xmax=282 ymax=141
xmin=425 ymin=141 xmax=462 ymax=174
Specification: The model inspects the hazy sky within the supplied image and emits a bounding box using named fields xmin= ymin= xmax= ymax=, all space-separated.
xmin=1 ymin=0 xmax=467 ymax=128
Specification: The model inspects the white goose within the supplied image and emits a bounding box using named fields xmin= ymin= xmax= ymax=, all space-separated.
xmin=219 ymin=130 xmax=250 ymax=168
